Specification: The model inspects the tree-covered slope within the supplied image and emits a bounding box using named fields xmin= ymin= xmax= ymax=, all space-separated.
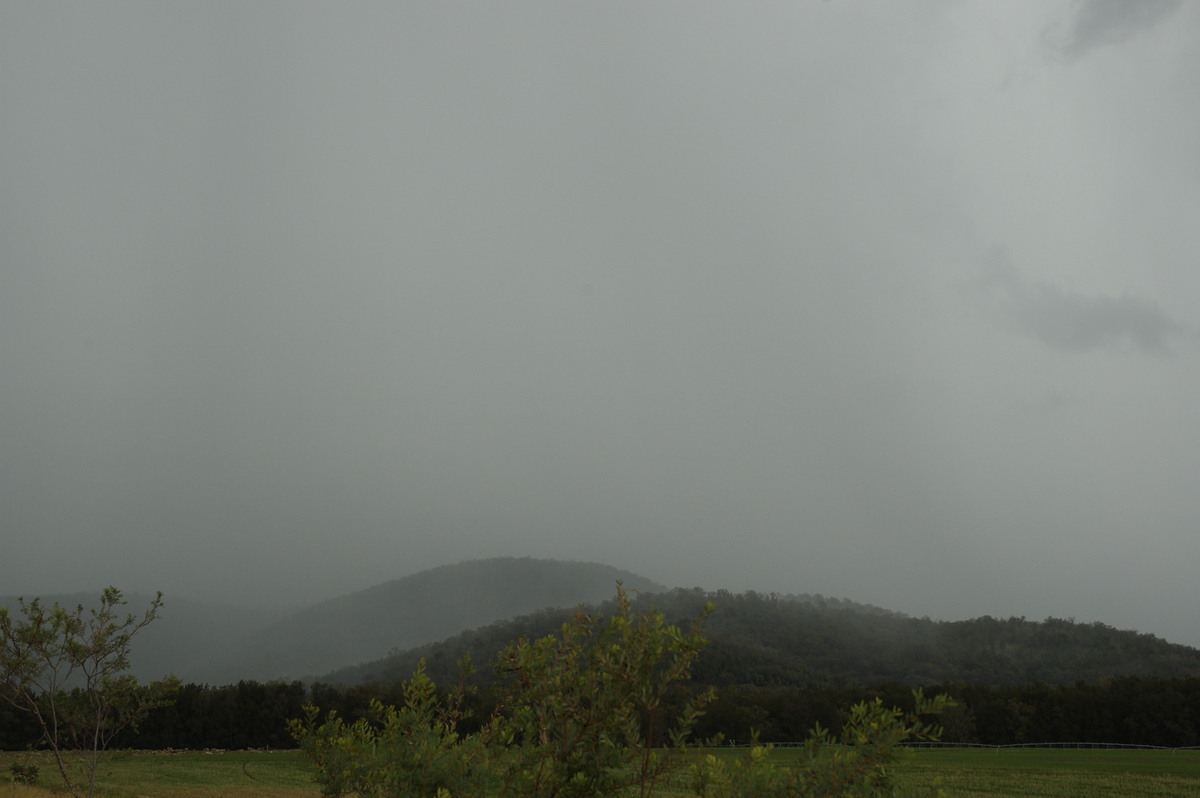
xmin=323 ymin=588 xmax=1200 ymax=688
xmin=685 ymin=590 xmax=1200 ymax=686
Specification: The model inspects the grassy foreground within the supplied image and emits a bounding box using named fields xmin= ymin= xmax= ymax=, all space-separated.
xmin=887 ymin=747 xmax=1200 ymax=797
xmin=0 ymin=749 xmax=320 ymax=797
xmin=2 ymin=747 xmax=1199 ymax=797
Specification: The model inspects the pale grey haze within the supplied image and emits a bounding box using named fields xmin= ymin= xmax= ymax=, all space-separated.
xmin=3 ymin=2 xmax=1199 ymax=648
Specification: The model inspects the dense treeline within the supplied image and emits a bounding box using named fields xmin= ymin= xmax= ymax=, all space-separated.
xmin=0 ymin=681 xmax=308 ymax=752
xmin=692 ymin=676 xmax=1200 ymax=747
xmin=5 ymin=675 xmax=1200 ymax=751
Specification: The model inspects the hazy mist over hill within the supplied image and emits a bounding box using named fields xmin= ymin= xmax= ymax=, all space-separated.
xmin=7 ymin=558 xmax=1194 ymax=688
xmin=2 ymin=558 xmax=664 ymax=683
xmin=3 ymin=2 xmax=1199 ymax=649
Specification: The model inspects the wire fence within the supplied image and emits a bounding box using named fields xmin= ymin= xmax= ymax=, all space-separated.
xmin=898 ymin=741 xmax=1200 ymax=751
xmin=721 ymin=740 xmax=1200 ymax=752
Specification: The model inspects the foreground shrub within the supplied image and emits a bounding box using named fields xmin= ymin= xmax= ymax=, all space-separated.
xmin=692 ymin=691 xmax=951 ymax=797
xmin=10 ymin=762 xmax=39 ymax=784
xmin=483 ymin=586 xmax=712 ymax=797
xmin=289 ymin=660 xmax=487 ymax=797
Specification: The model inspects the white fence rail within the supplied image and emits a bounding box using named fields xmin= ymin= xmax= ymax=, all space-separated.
xmin=722 ymin=740 xmax=1200 ymax=751
xmin=899 ymin=741 xmax=1200 ymax=751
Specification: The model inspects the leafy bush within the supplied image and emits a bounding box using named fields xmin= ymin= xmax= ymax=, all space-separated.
xmin=10 ymin=762 xmax=39 ymax=784
xmin=289 ymin=660 xmax=486 ymax=798
xmin=692 ymin=692 xmax=950 ymax=797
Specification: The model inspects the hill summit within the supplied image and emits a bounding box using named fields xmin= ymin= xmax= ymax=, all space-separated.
xmin=206 ymin=557 xmax=663 ymax=681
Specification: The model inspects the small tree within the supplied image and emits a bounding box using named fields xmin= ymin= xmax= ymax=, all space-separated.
xmin=0 ymin=587 xmax=178 ymax=798
xmin=487 ymin=585 xmax=714 ymax=798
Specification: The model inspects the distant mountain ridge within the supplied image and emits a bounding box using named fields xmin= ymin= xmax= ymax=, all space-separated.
xmin=8 ymin=559 xmax=1200 ymax=688
xmin=206 ymin=557 xmax=663 ymax=681
xmin=322 ymin=587 xmax=1200 ymax=688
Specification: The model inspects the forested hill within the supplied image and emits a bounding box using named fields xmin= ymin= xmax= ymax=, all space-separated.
xmin=206 ymin=558 xmax=663 ymax=682
xmin=322 ymin=588 xmax=1200 ymax=688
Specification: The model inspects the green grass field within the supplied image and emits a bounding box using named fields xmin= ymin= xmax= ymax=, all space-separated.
xmin=889 ymin=747 xmax=1200 ymax=798
xmin=2 ymin=747 xmax=1199 ymax=797
xmin=0 ymin=749 xmax=320 ymax=797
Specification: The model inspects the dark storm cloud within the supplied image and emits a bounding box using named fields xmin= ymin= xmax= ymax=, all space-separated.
xmin=3 ymin=1 xmax=1200 ymax=651
xmin=1051 ymin=0 xmax=1183 ymax=61
xmin=978 ymin=251 xmax=1185 ymax=354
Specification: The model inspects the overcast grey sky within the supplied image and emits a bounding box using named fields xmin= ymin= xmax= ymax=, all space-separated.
xmin=3 ymin=1 xmax=1198 ymax=647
